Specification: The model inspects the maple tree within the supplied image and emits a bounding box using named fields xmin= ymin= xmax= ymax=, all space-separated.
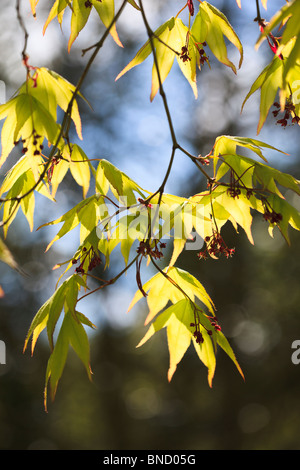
xmin=0 ymin=0 xmax=299 ymax=411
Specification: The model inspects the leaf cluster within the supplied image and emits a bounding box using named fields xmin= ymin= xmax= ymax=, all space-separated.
xmin=0 ymin=0 xmax=299 ymax=409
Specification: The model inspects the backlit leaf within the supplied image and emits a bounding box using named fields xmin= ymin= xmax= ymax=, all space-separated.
xmin=0 ymin=91 xmax=60 ymax=171
xmin=97 ymin=159 xmax=145 ymax=205
xmin=174 ymin=18 xmax=198 ymax=99
xmin=68 ymin=0 xmax=92 ymax=51
xmin=69 ymin=144 xmax=91 ymax=198
xmin=166 ymin=300 xmax=195 ymax=381
xmin=216 ymin=331 xmax=244 ymax=380
xmin=0 ymin=237 xmax=23 ymax=274
xmin=92 ymin=0 xmax=123 ymax=48
xmin=192 ymin=328 xmax=216 ymax=387
xmin=115 ymin=20 xmax=171 ymax=81
xmin=44 ymin=315 xmax=70 ymax=408
xmin=213 ymin=135 xmax=284 ymax=163
xmin=217 ymin=190 xmax=254 ymax=244
xmin=39 ymin=195 xmax=99 ymax=251
xmin=18 ymin=67 xmax=83 ymax=140
xmin=137 ymin=299 xmax=217 ymax=385
xmin=43 ymin=0 xmax=69 ymax=34
xmin=192 ymin=2 xmax=243 ymax=73
xmin=1 ymin=169 xmax=50 ymax=236
xmin=150 ymin=18 xmax=177 ymax=101
xmin=128 ymin=266 xmax=215 ymax=325
xmin=265 ymin=193 xmax=300 ymax=244
xmin=43 ymin=306 xmax=93 ymax=410
xmin=243 ymin=38 xmax=299 ymax=132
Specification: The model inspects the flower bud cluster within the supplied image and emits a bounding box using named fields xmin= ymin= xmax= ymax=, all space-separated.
xmin=73 ymin=247 xmax=102 ymax=275
xmin=180 ymin=46 xmax=191 ymax=63
xmin=263 ymin=207 xmax=282 ymax=224
xmin=14 ymin=129 xmax=44 ymax=157
xmin=272 ymin=101 xmax=300 ymax=128
xmin=136 ymin=240 xmax=166 ymax=260
xmin=197 ymin=231 xmax=235 ymax=260
xmin=189 ymin=312 xmax=221 ymax=345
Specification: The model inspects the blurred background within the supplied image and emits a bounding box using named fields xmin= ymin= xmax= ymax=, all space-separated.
xmin=0 ymin=0 xmax=300 ymax=450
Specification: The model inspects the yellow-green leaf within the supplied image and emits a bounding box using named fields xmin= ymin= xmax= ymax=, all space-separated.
xmin=137 ymin=299 xmax=217 ymax=385
xmin=115 ymin=19 xmax=173 ymax=82
xmin=217 ymin=191 xmax=254 ymax=244
xmin=169 ymin=238 xmax=186 ymax=267
xmin=192 ymin=328 xmax=216 ymax=387
xmin=97 ymin=159 xmax=144 ymax=205
xmin=150 ymin=18 xmax=177 ymax=101
xmin=43 ymin=0 xmax=69 ymax=34
xmin=174 ymin=18 xmax=198 ymax=99
xmin=24 ymin=67 xmax=83 ymax=140
xmin=68 ymin=0 xmax=92 ymax=52
xmin=92 ymin=0 xmax=123 ymax=48
xmin=258 ymin=60 xmax=283 ymax=134
xmin=128 ymin=266 xmax=215 ymax=325
xmin=69 ymin=144 xmax=91 ymax=198
xmin=216 ymin=331 xmax=244 ymax=380
xmin=166 ymin=300 xmax=195 ymax=381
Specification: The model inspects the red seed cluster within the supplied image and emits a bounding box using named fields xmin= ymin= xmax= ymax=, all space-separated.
xmin=14 ymin=129 xmax=44 ymax=157
xmin=272 ymin=101 xmax=300 ymax=128
xmin=137 ymin=197 xmax=153 ymax=209
xmin=263 ymin=207 xmax=282 ymax=224
xmin=136 ymin=240 xmax=166 ymax=260
xmin=190 ymin=312 xmax=221 ymax=345
xmin=208 ymin=315 xmax=222 ymax=332
xmin=180 ymin=46 xmax=191 ymax=63
xmin=187 ymin=0 xmax=194 ymax=17
xmin=198 ymin=232 xmax=235 ymax=260
xmin=73 ymin=247 xmax=102 ymax=275
xmin=197 ymin=43 xmax=209 ymax=67
xmin=47 ymin=154 xmax=62 ymax=184
xmin=227 ymin=187 xmax=241 ymax=199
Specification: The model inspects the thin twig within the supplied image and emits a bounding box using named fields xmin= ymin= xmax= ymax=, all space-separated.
xmin=255 ymin=0 xmax=262 ymax=23
xmin=138 ymin=0 xmax=178 ymax=149
xmin=177 ymin=144 xmax=213 ymax=182
xmin=77 ymin=254 xmax=139 ymax=302
xmin=16 ymin=0 xmax=29 ymax=63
